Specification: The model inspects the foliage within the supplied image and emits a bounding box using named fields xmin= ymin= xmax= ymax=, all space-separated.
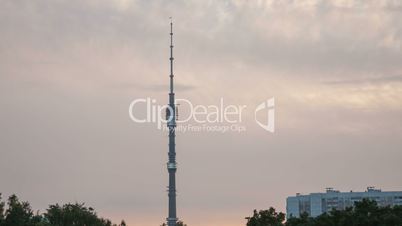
xmin=246 ymin=207 xmax=285 ymax=226
xmin=0 ymin=194 xmax=5 ymax=225
xmin=176 ymin=221 xmax=187 ymax=226
xmin=45 ymin=203 xmax=114 ymax=226
xmin=0 ymin=194 xmax=123 ymax=226
xmin=4 ymin=193 xmax=402 ymax=226
xmin=2 ymin=194 xmax=36 ymax=226
xmin=160 ymin=221 xmax=187 ymax=226
xmin=247 ymin=199 xmax=402 ymax=226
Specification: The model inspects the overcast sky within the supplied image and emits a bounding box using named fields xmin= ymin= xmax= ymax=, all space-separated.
xmin=1 ymin=0 xmax=402 ymax=226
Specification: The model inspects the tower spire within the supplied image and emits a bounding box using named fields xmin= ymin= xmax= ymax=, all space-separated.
xmin=169 ymin=17 xmax=174 ymax=93
xmin=166 ymin=17 xmax=178 ymax=226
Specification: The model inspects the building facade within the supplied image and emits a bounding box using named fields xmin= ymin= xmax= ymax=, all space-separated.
xmin=286 ymin=187 xmax=402 ymax=218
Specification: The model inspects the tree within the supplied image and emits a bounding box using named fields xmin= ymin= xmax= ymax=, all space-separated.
xmin=176 ymin=221 xmax=187 ymax=226
xmin=3 ymin=194 xmax=34 ymax=226
xmin=0 ymin=194 xmax=5 ymax=225
xmin=285 ymin=198 xmax=402 ymax=226
xmin=246 ymin=207 xmax=285 ymax=226
xmin=0 ymin=194 xmax=123 ymax=226
xmin=160 ymin=221 xmax=187 ymax=226
xmin=45 ymin=203 xmax=114 ymax=226
xmin=285 ymin=212 xmax=313 ymax=226
xmin=353 ymin=198 xmax=380 ymax=226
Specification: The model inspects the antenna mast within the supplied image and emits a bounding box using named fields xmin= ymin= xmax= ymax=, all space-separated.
xmin=166 ymin=17 xmax=178 ymax=226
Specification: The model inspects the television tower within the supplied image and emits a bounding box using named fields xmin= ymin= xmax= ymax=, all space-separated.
xmin=166 ymin=18 xmax=178 ymax=226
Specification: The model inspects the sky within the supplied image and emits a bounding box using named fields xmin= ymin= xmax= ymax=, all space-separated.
xmin=1 ymin=0 xmax=402 ymax=225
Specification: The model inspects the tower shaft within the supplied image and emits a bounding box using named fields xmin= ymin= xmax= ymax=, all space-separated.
xmin=166 ymin=19 xmax=178 ymax=226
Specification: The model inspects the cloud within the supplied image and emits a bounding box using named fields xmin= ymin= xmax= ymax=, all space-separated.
xmin=323 ymin=75 xmax=402 ymax=85
xmin=109 ymin=82 xmax=197 ymax=92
